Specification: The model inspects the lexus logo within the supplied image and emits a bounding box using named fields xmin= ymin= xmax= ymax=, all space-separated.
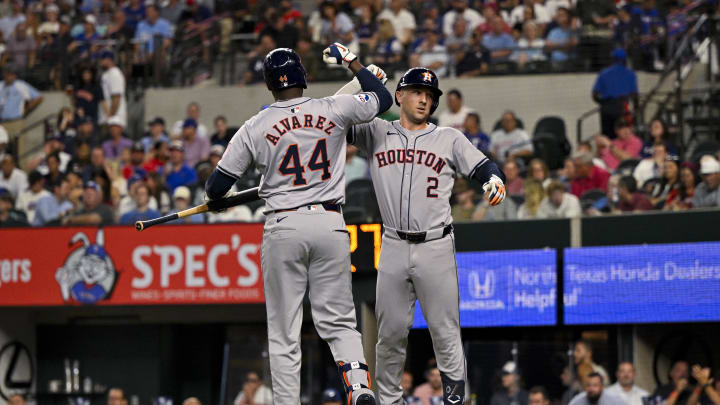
xmin=468 ymin=270 xmax=495 ymax=299
xmin=0 ymin=341 xmax=33 ymax=400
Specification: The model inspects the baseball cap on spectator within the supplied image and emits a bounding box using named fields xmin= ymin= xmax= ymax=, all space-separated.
xmin=100 ymin=50 xmax=115 ymax=60
xmin=169 ymin=140 xmax=184 ymax=151
xmin=85 ymin=14 xmax=97 ymax=25
xmin=502 ymin=361 xmax=518 ymax=375
xmin=173 ymin=186 xmax=191 ymax=201
xmin=700 ymin=156 xmax=720 ymax=175
xmin=131 ymin=142 xmax=145 ymax=153
xmin=210 ymin=144 xmax=225 ymax=157
xmin=148 ymin=117 xmax=165 ymax=126
xmin=321 ymin=388 xmax=341 ymax=403
xmin=612 ymin=48 xmax=627 ymax=61
xmin=182 ymin=118 xmax=198 ymax=129
xmin=85 ymin=181 xmax=101 ymax=191
xmin=45 ymin=4 xmax=59 ymax=14
xmin=108 ymin=116 xmax=125 ymax=128
xmin=0 ymin=125 xmax=8 ymax=144
xmin=127 ymin=172 xmax=146 ymax=188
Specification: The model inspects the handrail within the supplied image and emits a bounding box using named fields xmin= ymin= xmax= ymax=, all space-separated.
xmin=576 ymin=107 xmax=601 ymax=145
xmin=17 ymin=113 xmax=56 ymax=161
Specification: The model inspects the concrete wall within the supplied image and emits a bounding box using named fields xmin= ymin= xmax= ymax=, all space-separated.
xmin=145 ymin=72 xmax=659 ymax=149
xmin=18 ymin=92 xmax=72 ymax=169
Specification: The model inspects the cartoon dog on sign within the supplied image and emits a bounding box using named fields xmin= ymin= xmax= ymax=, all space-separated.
xmin=55 ymin=229 xmax=117 ymax=304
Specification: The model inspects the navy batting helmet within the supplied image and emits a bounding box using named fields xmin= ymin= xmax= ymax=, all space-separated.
xmin=395 ymin=67 xmax=443 ymax=115
xmin=263 ymin=48 xmax=307 ymax=91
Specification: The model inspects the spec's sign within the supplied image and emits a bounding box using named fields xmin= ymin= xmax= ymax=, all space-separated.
xmin=413 ymin=249 xmax=558 ymax=328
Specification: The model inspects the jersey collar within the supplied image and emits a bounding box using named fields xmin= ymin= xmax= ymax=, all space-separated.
xmin=271 ymin=97 xmax=311 ymax=108
xmin=392 ymin=121 xmax=437 ymax=137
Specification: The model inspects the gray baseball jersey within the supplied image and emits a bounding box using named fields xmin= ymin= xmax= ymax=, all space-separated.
xmin=218 ymin=93 xmax=380 ymax=211
xmin=218 ymin=93 xmax=380 ymax=405
xmin=349 ymin=119 xmax=489 ymax=231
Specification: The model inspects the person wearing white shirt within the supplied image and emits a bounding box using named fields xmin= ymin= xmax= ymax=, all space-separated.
xmin=606 ymin=362 xmax=649 ymax=405
xmin=376 ymin=0 xmax=416 ymax=45
xmin=489 ymin=111 xmax=534 ymax=163
xmin=413 ymin=30 xmax=449 ymax=77
xmin=234 ymin=372 xmax=273 ymax=405
xmin=0 ymin=155 xmax=27 ymax=199
xmin=15 ymin=170 xmax=51 ymax=224
xmin=443 ymin=0 xmax=484 ymax=37
xmin=98 ymin=51 xmax=127 ymax=127
xmin=509 ymin=0 xmax=551 ymax=26
xmin=537 ymin=180 xmax=582 ymax=218
xmin=171 ymin=101 xmax=209 ymax=138
xmin=438 ymin=89 xmax=475 ymax=131
xmin=633 ymin=143 xmax=667 ymax=189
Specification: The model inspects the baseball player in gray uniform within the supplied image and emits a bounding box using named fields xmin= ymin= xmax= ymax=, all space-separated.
xmin=205 ymin=45 xmax=393 ymax=405
xmin=339 ymin=67 xmax=507 ymax=405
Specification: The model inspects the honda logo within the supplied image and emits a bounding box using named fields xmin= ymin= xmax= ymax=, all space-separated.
xmin=468 ymin=270 xmax=495 ymax=299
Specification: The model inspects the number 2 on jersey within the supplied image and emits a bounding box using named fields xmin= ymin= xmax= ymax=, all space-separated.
xmin=278 ymin=139 xmax=331 ymax=186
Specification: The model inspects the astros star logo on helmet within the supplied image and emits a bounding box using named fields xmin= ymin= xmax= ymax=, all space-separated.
xmin=422 ymin=72 xmax=433 ymax=82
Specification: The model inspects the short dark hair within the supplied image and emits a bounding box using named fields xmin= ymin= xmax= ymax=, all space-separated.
xmin=466 ymin=112 xmax=480 ymax=124
xmin=615 ymin=117 xmax=630 ymax=130
xmin=448 ymin=89 xmax=462 ymax=99
xmin=587 ymin=372 xmax=604 ymax=383
xmin=215 ymin=115 xmax=227 ymax=124
xmin=529 ymin=386 xmax=549 ymax=401
xmin=619 ymin=175 xmax=637 ymax=193
xmin=28 ymin=170 xmax=44 ymax=186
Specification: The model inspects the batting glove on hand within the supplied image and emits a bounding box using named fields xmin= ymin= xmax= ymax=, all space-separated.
xmin=482 ymin=174 xmax=506 ymax=206
xmin=323 ymin=42 xmax=357 ymax=68
xmin=366 ymin=64 xmax=388 ymax=85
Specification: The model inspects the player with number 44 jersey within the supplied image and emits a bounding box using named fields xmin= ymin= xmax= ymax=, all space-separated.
xmin=205 ymin=45 xmax=393 ymax=405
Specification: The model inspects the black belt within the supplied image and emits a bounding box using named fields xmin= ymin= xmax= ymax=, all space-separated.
xmin=396 ymin=225 xmax=453 ymax=243
xmin=274 ymin=202 xmax=341 ymax=214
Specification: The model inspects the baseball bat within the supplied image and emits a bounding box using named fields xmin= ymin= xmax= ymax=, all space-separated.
xmin=135 ymin=187 xmax=260 ymax=231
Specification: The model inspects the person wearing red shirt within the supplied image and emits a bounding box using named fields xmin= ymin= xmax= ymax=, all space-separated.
xmin=571 ymin=152 xmax=611 ymax=197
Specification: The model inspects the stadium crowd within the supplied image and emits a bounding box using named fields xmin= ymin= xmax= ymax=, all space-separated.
xmin=0 ymin=0 xmax=709 ymax=91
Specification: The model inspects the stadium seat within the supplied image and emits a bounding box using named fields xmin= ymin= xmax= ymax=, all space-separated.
xmin=690 ymin=140 xmax=720 ymax=163
xmin=533 ymin=116 xmax=567 ymax=141
xmin=580 ymin=189 xmax=608 ymax=211
xmin=345 ymin=179 xmax=381 ymax=223
xmin=615 ymin=159 xmax=641 ymax=176
xmin=532 ymin=132 xmax=568 ymax=170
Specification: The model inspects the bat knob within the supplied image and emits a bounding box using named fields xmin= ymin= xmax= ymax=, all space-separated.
xmin=135 ymin=221 xmax=144 ymax=232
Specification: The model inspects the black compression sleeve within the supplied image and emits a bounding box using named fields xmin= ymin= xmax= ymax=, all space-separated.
xmin=355 ymin=68 xmax=393 ymax=115
xmin=471 ymin=160 xmax=506 ymax=184
xmin=205 ymin=168 xmax=236 ymax=200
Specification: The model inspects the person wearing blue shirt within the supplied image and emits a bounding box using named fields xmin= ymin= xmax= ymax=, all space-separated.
xmin=463 ymin=112 xmax=491 ymax=152
xmin=0 ymin=67 xmax=43 ymax=141
xmin=134 ymin=4 xmax=173 ymax=59
xmin=592 ymin=49 xmax=638 ymax=138
xmin=33 ymin=175 xmax=74 ymax=226
xmin=123 ymin=0 xmax=146 ymax=33
xmin=165 ymin=140 xmax=197 ymax=193
xmin=483 ymin=16 xmax=516 ymax=63
xmin=546 ymin=8 xmax=577 ymax=63
xmin=69 ymin=15 xmax=101 ymax=56
xmin=168 ymin=186 xmax=204 ymax=224
xmin=120 ymin=182 xmax=161 ymax=225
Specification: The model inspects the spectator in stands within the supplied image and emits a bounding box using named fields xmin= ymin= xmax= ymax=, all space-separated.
xmin=120 ymin=182 xmax=160 ymax=225
xmin=0 ymin=1 xmax=24 ymax=40
xmin=33 ymin=174 xmax=73 ymax=226
xmin=182 ymin=398 xmax=201 ymax=405
xmin=518 ymin=178 xmax=545 ymax=219
xmin=172 ymin=102 xmax=208 ymax=139
xmin=442 ymin=0 xmax=483 ymax=37
xmin=529 ymin=158 xmax=551 ymax=188
xmin=688 ymin=365 xmax=720 ymax=405
xmin=477 ymin=4 xmax=509 ymax=35
xmin=413 ymin=367 xmax=443 ymax=405
xmin=15 ymin=170 xmax=50 ymax=224
xmin=146 ymin=171 xmax=170 ymax=213
xmin=123 ymin=0 xmax=145 ymax=33
xmin=160 ymin=0 xmax=184 ymax=26
xmin=665 ymin=164 xmax=697 ymax=211
xmin=574 ymin=340 xmax=610 ymax=386
xmin=69 ymin=66 xmax=102 ymax=123
xmin=492 ymin=361 xmax=529 ymax=405
xmin=178 ymin=0 xmax=211 ymax=27
xmin=512 ymin=21 xmax=547 ymax=68
xmin=529 ymin=387 xmax=551 ymax=405
xmin=652 ymin=360 xmax=691 ymax=405
xmin=134 ymin=4 xmax=172 ymax=62
xmin=0 ymin=189 xmax=28 ymax=227
xmin=641 ymin=119 xmax=678 ymax=159
xmin=320 ymin=388 xmax=342 ymax=405
xmin=345 ymin=144 xmax=367 ymax=184
xmin=355 ymin=5 xmax=377 ymax=50
xmin=28 ymin=136 xmax=71 ymax=176
xmin=208 ymin=145 xmax=224 ymax=169
xmin=692 ymin=157 xmax=720 ymax=208
xmin=260 ymin=11 xmax=299 ymax=50
xmin=489 ymin=111 xmax=533 ymax=164
xmin=650 ymin=159 xmax=679 ymax=207
xmin=244 ymin=34 xmax=276 ymax=85
xmin=402 ymin=371 xmax=417 ymax=404
xmin=411 ymin=27 xmax=448 ymax=77
xmin=316 ymin=1 xmax=354 ymax=45
xmin=633 ymin=143 xmax=667 ymax=188
xmin=569 ymin=373 xmax=624 ymax=405
xmin=504 ymin=159 xmax=524 ymax=197
xmin=595 ymin=119 xmax=643 ymax=171
xmin=456 ymin=29 xmax=491 ymax=77
xmin=44 ymin=152 xmax=64 ymax=189
xmin=377 ymin=0 xmax=416 ymax=46
xmin=0 ymin=67 xmax=43 ymax=140
xmin=181 ymin=118 xmax=210 ymax=167
xmin=592 ymin=49 xmax=638 ymax=139
xmin=68 ymin=15 xmax=101 ymax=57
xmin=67 ymin=140 xmax=93 ymax=175
xmin=210 ymin=115 xmax=238 ymax=147
xmin=463 ymin=112 xmax=490 ymax=151
xmin=105 ymin=9 xmax=134 ymax=47
xmin=576 ymin=0 xmax=616 ymax=30
xmin=107 ymin=387 xmax=125 ymax=405
xmin=545 ymin=8 xmax=578 ymax=65
xmin=0 ymin=155 xmax=27 ymax=199
xmin=4 ymin=22 xmax=36 ymax=72
xmin=38 ymin=4 xmax=60 ymax=36
xmin=438 ymin=89 xmax=474 ymax=130
xmin=606 ymin=362 xmax=650 ymax=405
xmin=168 ymin=186 xmax=202 ymax=223
xmin=98 ymin=51 xmax=127 ymax=128
xmin=234 ymin=371 xmax=272 ymax=405
xmin=122 ymin=142 xmax=146 ymax=179
xmin=483 ymin=16 xmax=516 ymax=63
xmin=165 ymin=140 xmax=197 ymax=193
xmin=446 ymin=17 xmax=472 ymax=54
xmin=538 ymin=180 xmax=581 ymax=218
xmin=102 ymin=116 xmax=132 ymax=161
xmin=144 ymin=141 xmax=169 ymax=174
xmin=141 ymin=117 xmax=168 ymax=152
xmin=451 ymin=177 xmax=476 ymax=222
xmin=64 ymin=180 xmax=114 ymax=225
xmin=373 ymin=19 xmax=403 ymax=70
xmin=475 ymin=194 xmax=519 ymax=221
xmin=509 ymin=0 xmax=551 ymax=27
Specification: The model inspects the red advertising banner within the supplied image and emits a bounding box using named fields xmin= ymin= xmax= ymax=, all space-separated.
xmin=0 ymin=224 xmax=264 ymax=306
